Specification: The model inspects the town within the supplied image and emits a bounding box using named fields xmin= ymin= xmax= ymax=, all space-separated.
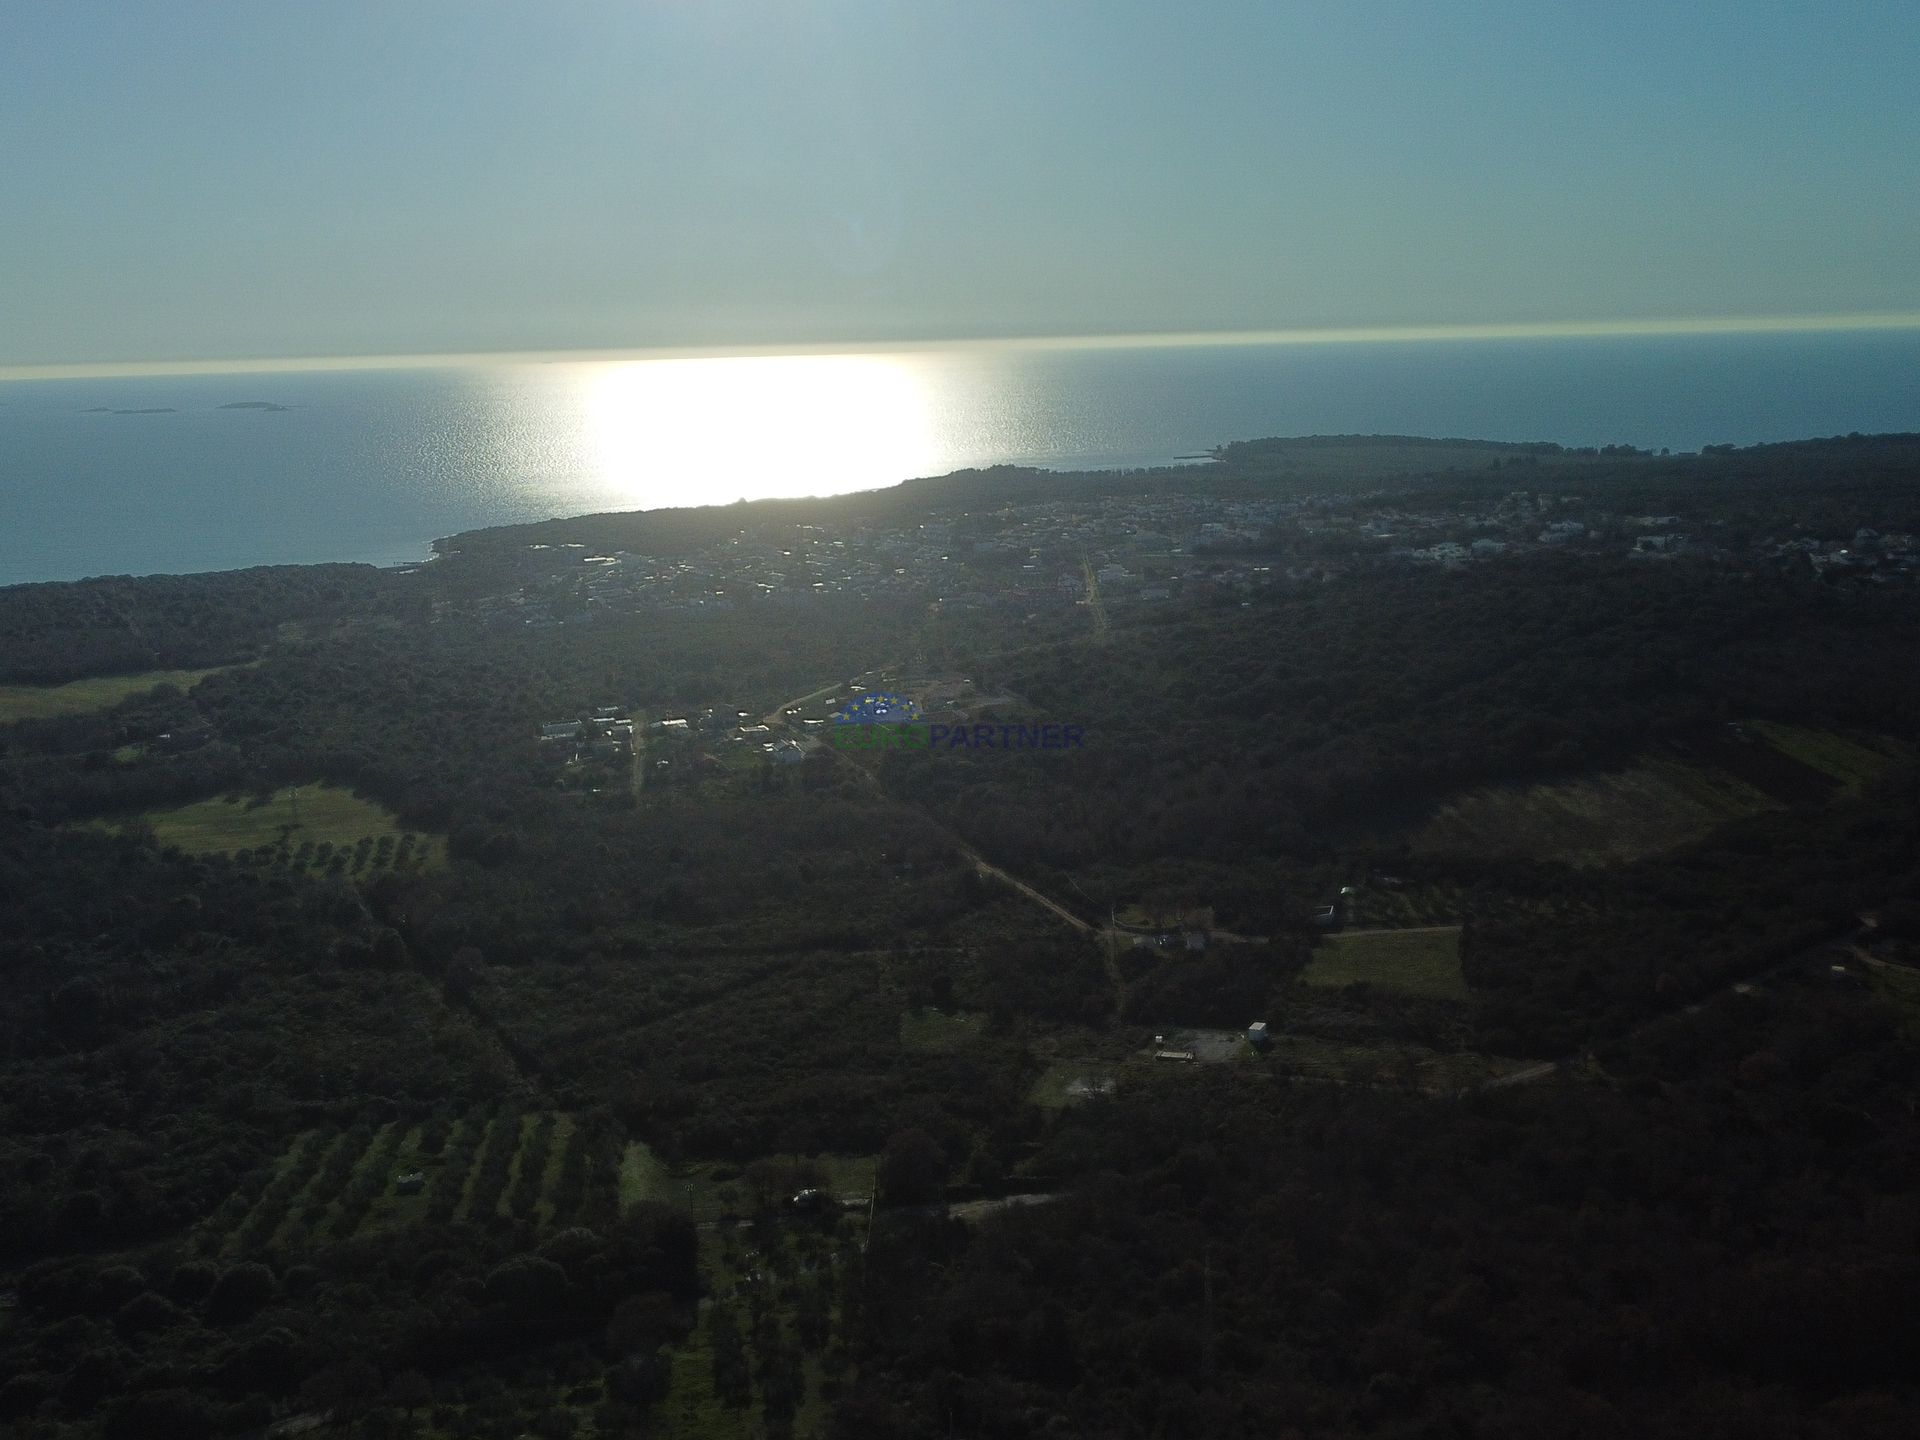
xmin=460 ymin=481 xmax=1920 ymax=631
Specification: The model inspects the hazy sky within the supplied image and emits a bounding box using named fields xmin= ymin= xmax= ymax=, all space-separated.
xmin=3 ymin=1 xmax=1916 ymax=366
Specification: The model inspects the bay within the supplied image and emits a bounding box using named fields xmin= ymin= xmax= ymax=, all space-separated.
xmin=1 ymin=329 xmax=1916 ymax=586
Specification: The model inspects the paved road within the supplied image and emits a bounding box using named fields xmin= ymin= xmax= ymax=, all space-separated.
xmin=761 ymin=680 xmax=849 ymax=727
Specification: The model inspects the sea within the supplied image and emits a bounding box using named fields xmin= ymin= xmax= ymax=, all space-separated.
xmin=2 ymin=329 xmax=1916 ymax=586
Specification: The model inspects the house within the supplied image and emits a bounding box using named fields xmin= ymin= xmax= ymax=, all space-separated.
xmin=1313 ymin=905 xmax=1339 ymax=927
xmin=393 ymin=1172 xmax=426 ymax=1196
xmin=1184 ymin=930 xmax=1208 ymax=952
xmin=1247 ymin=1021 xmax=1270 ymax=1047
xmin=769 ymin=739 xmax=806 ymax=765
xmin=540 ymin=721 xmax=583 ymax=741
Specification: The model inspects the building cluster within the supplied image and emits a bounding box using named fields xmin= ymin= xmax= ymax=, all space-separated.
xmin=467 ymin=486 xmax=1918 ymax=629
xmin=536 ymin=706 xmax=634 ymax=764
xmin=1752 ymin=528 xmax=1919 ymax=581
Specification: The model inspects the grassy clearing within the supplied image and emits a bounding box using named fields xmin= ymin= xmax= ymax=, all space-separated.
xmin=899 ymin=1008 xmax=984 ymax=1053
xmin=1409 ymin=753 xmax=1776 ymax=865
xmin=1302 ymin=927 xmax=1468 ymax=1000
xmin=0 ymin=666 xmax=231 ymax=721
xmin=1345 ymin=883 xmax=1467 ymax=929
xmin=103 ymin=783 xmax=437 ymax=869
xmin=620 ymin=1139 xmax=670 ymax=1214
xmin=1747 ymin=722 xmax=1910 ymax=797
xmin=662 ymin=1306 xmax=757 ymax=1440
xmin=1028 ymin=1059 xmax=1121 ymax=1109
xmin=622 ymin=1145 xmax=875 ymax=1224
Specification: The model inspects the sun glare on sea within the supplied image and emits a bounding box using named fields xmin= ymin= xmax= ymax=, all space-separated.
xmin=583 ymin=354 xmax=940 ymax=510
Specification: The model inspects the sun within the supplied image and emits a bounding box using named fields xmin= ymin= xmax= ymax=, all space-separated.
xmin=584 ymin=354 xmax=939 ymax=510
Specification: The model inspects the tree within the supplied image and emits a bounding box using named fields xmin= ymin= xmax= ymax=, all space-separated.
xmin=878 ymin=1129 xmax=947 ymax=1206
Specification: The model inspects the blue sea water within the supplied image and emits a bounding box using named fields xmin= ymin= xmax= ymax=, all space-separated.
xmin=1 ymin=330 xmax=1916 ymax=586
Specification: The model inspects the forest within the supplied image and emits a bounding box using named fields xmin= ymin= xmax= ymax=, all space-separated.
xmin=0 ymin=436 xmax=1917 ymax=1438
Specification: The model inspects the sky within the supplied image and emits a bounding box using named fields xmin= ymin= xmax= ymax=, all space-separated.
xmin=2 ymin=1 xmax=1916 ymax=368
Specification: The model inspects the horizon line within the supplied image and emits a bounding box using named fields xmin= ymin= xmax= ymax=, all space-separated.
xmin=4 ymin=309 xmax=1920 ymax=382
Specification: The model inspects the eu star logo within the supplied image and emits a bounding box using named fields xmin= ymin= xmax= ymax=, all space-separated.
xmin=830 ymin=691 xmax=923 ymax=723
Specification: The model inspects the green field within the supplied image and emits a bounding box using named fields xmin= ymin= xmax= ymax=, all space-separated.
xmin=0 ymin=666 xmax=231 ymax=721
xmin=106 ymin=783 xmax=434 ymax=868
xmin=1302 ymin=926 xmax=1469 ymax=1000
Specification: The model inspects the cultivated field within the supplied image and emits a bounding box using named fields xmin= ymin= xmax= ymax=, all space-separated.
xmin=197 ymin=1108 xmax=621 ymax=1259
xmin=1406 ymin=752 xmax=1777 ymax=865
xmin=661 ymin=1225 xmax=854 ymax=1440
xmin=1397 ymin=726 xmax=1912 ymax=866
xmin=1302 ymin=926 xmax=1469 ymax=1000
xmin=1747 ymin=722 xmax=1912 ymax=798
xmin=0 ymin=665 xmax=230 ymax=721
